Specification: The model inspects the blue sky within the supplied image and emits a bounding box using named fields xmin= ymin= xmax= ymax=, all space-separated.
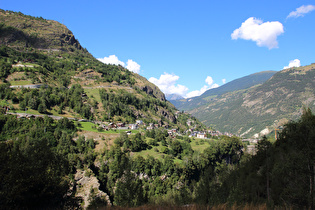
xmin=2 ymin=1 xmax=315 ymax=98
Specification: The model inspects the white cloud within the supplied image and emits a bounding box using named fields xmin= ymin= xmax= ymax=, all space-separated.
xmin=149 ymin=73 xmax=188 ymax=96
xmin=185 ymin=85 xmax=209 ymax=98
xmin=97 ymin=55 xmax=125 ymax=66
xmin=97 ymin=55 xmax=141 ymax=74
xmin=205 ymin=76 xmax=214 ymax=86
xmin=149 ymin=73 xmax=221 ymax=99
xmin=185 ymin=76 xmax=219 ymax=98
xmin=126 ymin=59 xmax=140 ymax=73
xmin=222 ymin=78 xmax=226 ymax=84
xmin=287 ymin=5 xmax=315 ymax=18
xmin=211 ymin=83 xmax=219 ymax=89
xmin=283 ymin=59 xmax=301 ymax=69
xmin=231 ymin=17 xmax=284 ymax=49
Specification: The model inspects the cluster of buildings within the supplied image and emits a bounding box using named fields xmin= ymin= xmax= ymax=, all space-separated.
xmin=97 ymin=119 xmax=236 ymax=139
xmin=99 ymin=120 xmax=145 ymax=131
xmin=6 ymin=110 xmax=237 ymax=139
xmin=188 ymin=130 xmax=235 ymax=139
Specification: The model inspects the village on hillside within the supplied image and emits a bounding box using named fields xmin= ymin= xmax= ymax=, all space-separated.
xmin=2 ymin=103 xmax=236 ymax=139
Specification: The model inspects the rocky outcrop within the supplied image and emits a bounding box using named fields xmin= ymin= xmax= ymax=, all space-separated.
xmin=60 ymin=32 xmax=82 ymax=50
xmin=74 ymin=169 xmax=111 ymax=209
xmin=157 ymin=107 xmax=176 ymax=123
xmin=141 ymin=85 xmax=166 ymax=101
xmin=0 ymin=10 xmax=83 ymax=51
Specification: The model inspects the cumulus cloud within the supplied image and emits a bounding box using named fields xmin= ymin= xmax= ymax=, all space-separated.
xmin=211 ymin=83 xmax=219 ymax=89
xmin=231 ymin=17 xmax=284 ymax=49
xmin=287 ymin=5 xmax=315 ymax=18
xmin=97 ymin=55 xmax=141 ymax=73
xmin=222 ymin=78 xmax=226 ymax=84
xmin=185 ymin=85 xmax=209 ymax=98
xmin=126 ymin=59 xmax=141 ymax=74
xmin=149 ymin=73 xmax=221 ymax=99
xmin=283 ymin=59 xmax=301 ymax=69
xmin=97 ymin=55 xmax=125 ymax=66
xmin=149 ymin=73 xmax=189 ymax=96
xmin=205 ymin=76 xmax=214 ymax=86
xmin=185 ymin=76 xmax=219 ymax=98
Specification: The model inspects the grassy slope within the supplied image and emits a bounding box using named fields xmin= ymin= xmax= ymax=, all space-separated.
xmin=75 ymin=120 xmax=213 ymax=163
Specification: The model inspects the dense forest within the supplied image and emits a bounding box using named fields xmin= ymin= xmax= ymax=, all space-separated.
xmin=0 ymin=108 xmax=314 ymax=209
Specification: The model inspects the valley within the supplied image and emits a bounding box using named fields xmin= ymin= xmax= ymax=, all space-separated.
xmin=0 ymin=9 xmax=314 ymax=209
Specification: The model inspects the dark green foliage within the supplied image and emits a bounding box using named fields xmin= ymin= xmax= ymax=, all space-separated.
xmin=146 ymin=128 xmax=169 ymax=141
xmin=8 ymin=84 xmax=93 ymax=119
xmin=0 ymin=140 xmax=70 ymax=209
xmin=0 ymin=113 xmax=100 ymax=208
xmin=0 ymin=115 xmax=71 ymax=209
xmin=113 ymin=170 xmax=146 ymax=207
xmin=213 ymin=109 xmax=315 ymax=209
xmin=0 ymin=83 xmax=13 ymax=99
xmin=115 ymin=132 xmax=148 ymax=152
xmin=100 ymin=88 xmax=170 ymax=122
xmin=0 ymin=59 xmax=12 ymax=79
xmin=7 ymin=110 xmax=308 ymax=208
xmin=270 ymin=108 xmax=315 ymax=208
xmin=170 ymin=139 xmax=183 ymax=158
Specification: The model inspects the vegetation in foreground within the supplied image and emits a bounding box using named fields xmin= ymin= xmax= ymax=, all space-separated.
xmin=0 ymin=108 xmax=314 ymax=209
xmin=0 ymin=9 xmax=314 ymax=210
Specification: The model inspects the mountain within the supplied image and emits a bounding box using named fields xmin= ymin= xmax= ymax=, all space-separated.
xmin=165 ymin=93 xmax=184 ymax=101
xmin=170 ymin=70 xmax=277 ymax=111
xmin=0 ymin=9 xmax=203 ymax=130
xmin=182 ymin=64 xmax=315 ymax=137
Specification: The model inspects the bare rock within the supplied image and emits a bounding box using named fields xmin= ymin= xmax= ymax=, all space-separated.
xmin=75 ymin=169 xmax=111 ymax=209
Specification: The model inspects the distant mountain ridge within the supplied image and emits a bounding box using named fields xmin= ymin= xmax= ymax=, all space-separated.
xmin=171 ymin=70 xmax=277 ymax=111
xmin=174 ymin=64 xmax=315 ymax=138
xmin=202 ymin=71 xmax=277 ymax=98
xmin=165 ymin=93 xmax=184 ymax=101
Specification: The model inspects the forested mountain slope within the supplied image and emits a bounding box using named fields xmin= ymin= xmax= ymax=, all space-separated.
xmin=188 ymin=64 xmax=315 ymax=137
xmin=0 ymin=9 xmax=201 ymax=130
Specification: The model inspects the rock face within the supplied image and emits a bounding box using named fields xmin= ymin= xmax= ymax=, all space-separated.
xmin=74 ymin=169 xmax=111 ymax=209
xmin=157 ymin=107 xmax=176 ymax=123
xmin=0 ymin=10 xmax=83 ymax=51
xmin=59 ymin=32 xmax=82 ymax=50
xmin=141 ymin=85 xmax=166 ymax=101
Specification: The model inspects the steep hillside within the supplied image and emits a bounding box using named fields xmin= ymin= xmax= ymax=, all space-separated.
xmin=189 ymin=64 xmax=315 ymax=137
xmin=171 ymin=71 xmax=276 ymax=111
xmin=0 ymin=9 xmax=201 ymax=130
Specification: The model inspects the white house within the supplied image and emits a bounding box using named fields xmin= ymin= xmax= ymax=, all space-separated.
xmin=197 ymin=133 xmax=206 ymax=139
xmin=129 ymin=124 xmax=138 ymax=130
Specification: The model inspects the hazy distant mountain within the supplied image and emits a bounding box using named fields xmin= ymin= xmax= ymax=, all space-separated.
xmin=179 ymin=65 xmax=315 ymax=138
xmin=170 ymin=71 xmax=277 ymax=111
xmin=165 ymin=93 xmax=184 ymax=101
